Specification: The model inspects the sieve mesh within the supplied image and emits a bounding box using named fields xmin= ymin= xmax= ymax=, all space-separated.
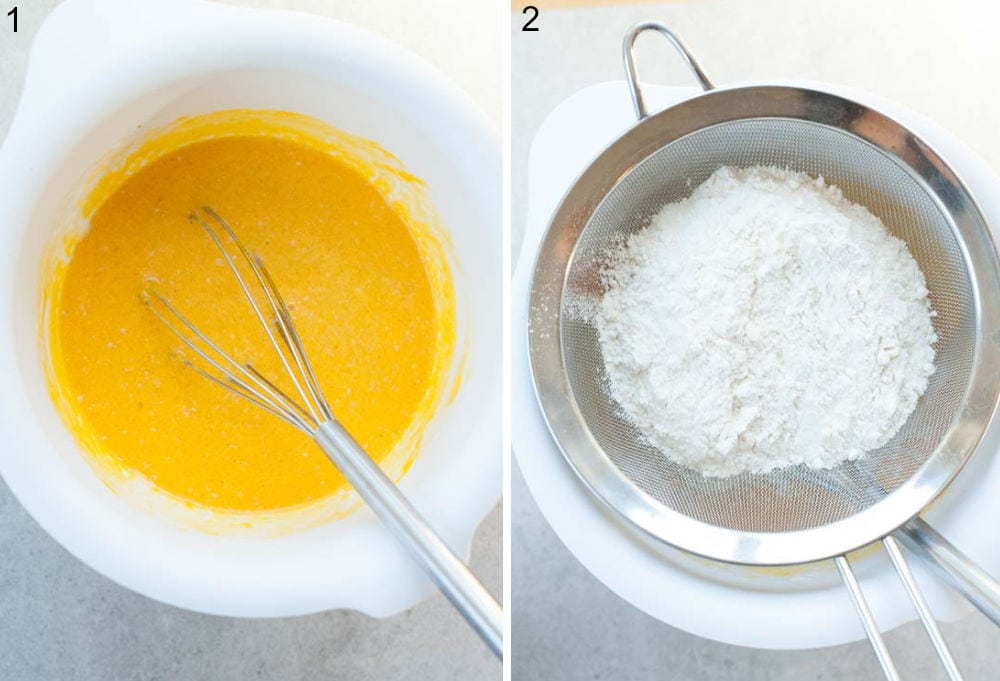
xmin=561 ymin=118 xmax=976 ymax=533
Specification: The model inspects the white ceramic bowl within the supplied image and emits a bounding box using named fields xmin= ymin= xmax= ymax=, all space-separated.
xmin=0 ymin=0 xmax=500 ymax=618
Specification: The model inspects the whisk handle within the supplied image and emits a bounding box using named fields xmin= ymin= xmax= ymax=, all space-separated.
xmin=900 ymin=517 xmax=1000 ymax=626
xmin=313 ymin=420 xmax=503 ymax=658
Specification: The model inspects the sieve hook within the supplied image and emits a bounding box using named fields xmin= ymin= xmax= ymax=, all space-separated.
xmin=622 ymin=21 xmax=714 ymax=121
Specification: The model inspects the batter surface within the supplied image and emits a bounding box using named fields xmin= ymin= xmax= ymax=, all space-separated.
xmin=45 ymin=110 xmax=455 ymax=514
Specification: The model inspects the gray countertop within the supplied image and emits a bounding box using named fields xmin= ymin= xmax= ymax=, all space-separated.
xmin=0 ymin=2 xmax=500 ymax=679
xmin=512 ymin=1 xmax=1000 ymax=679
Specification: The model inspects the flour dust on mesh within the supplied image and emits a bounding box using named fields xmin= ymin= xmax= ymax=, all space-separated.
xmin=592 ymin=165 xmax=937 ymax=477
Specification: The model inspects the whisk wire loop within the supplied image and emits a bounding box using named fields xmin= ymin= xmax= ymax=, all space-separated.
xmin=143 ymin=287 xmax=312 ymax=433
xmin=189 ymin=208 xmax=323 ymax=426
xmin=182 ymin=358 xmax=307 ymax=431
xmin=252 ymin=251 xmax=335 ymax=423
xmin=242 ymin=363 xmax=318 ymax=429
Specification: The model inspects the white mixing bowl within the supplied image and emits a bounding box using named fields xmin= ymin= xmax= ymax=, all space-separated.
xmin=0 ymin=0 xmax=500 ymax=617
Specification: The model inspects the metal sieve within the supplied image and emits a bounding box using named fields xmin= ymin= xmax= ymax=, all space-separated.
xmin=528 ymin=22 xmax=1000 ymax=680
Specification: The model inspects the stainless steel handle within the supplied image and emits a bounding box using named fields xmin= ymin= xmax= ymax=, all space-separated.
xmin=622 ymin=21 xmax=714 ymax=121
xmin=838 ymin=541 xmax=967 ymax=681
xmin=314 ymin=420 xmax=503 ymax=658
xmin=900 ymin=516 xmax=1000 ymax=626
xmin=836 ymin=555 xmax=902 ymax=681
xmin=883 ymin=536 xmax=963 ymax=681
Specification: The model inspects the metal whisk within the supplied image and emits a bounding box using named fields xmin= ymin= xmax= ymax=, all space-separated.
xmin=144 ymin=207 xmax=502 ymax=657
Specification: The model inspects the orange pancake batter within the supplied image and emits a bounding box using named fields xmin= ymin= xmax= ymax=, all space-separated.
xmin=44 ymin=110 xmax=455 ymax=514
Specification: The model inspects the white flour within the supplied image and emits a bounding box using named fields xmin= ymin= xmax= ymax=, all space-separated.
xmin=595 ymin=166 xmax=937 ymax=477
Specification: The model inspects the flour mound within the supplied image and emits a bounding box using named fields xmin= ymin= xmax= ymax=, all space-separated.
xmin=595 ymin=166 xmax=937 ymax=477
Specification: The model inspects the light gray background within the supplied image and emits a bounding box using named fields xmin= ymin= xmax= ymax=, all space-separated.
xmin=0 ymin=2 xmax=500 ymax=680
xmin=512 ymin=1 xmax=1000 ymax=679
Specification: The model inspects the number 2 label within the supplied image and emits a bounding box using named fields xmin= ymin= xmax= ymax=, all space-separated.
xmin=522 ymin=6 xmax=539 ymax=32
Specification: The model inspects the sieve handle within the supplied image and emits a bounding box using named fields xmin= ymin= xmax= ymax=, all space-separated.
xmin=622 ymin=21 xmax=714 ymax=121
xmin=834 ymin=556 xmax=899 ymax=681
xmin=836 ymin=555 xmax=902 ymax=681
xmin=900 ymin=517 xmax=1000 ymax=626
xmin=882 ymin=536 xmax=964 ymax=681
